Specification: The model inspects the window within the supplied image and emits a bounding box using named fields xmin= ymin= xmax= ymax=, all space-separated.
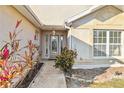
xmin=34 ymin=31 xmax=39 ymax=40
xmin=60 ymin=36 xmax=64 ymax=52
xmin=109 ymin=32 xmax=121 ymax=56
xmin=93 ymin=30 xmax=122 ymax=57
xmin=93 ymin=30 xmax=107 ymax=56
xmin=45 ymin=34 xmax=49 ymax=56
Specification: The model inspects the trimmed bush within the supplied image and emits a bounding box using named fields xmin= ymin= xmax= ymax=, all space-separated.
xmin=55 ymin=47 xmax=77 ymax=75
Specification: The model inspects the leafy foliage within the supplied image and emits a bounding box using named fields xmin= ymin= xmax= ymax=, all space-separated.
xmin=55 ymin=47 xmax=77 ymax=75
xmin=18 ymin=40 xmax=37 ymax=68
xmin=0 ymin=19 xmax=39 ymax=87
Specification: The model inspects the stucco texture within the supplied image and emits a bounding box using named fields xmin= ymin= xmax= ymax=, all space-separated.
xmin=0 ymin=6 xmax=40 ymax=49
xmin=70 ymin=6 xmax=124 ymax=64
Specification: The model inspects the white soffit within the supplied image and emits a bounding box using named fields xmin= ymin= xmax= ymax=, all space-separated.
xmin=114 ymin=5 xmax=124 ymax=12
xmin=65 ymin=5 xmax=105 ymax=24
xmin=65 ymin=5 xmax=124 ymax=24
xmin=13 ymin=5 xmax=43 ymax=29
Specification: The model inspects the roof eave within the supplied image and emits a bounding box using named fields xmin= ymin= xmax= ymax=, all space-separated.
xmin=65 ymin=5 xmax=105 ymax=25
xmin=13 ymin=5 xmax=44 ymax=29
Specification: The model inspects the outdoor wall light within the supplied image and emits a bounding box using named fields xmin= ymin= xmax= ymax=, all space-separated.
xmin=52 ymin=30 xmax=56 ymax=35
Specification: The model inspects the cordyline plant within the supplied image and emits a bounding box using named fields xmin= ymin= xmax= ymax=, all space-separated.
xmin=0 ymin=19 xmax=38 ymax=88
xmin=17 ymin=40 xmax=37 ymax=68
xmin=0 ymin=19 xmax=23 ymax=88
xmin=0 ymin=63 xmax=23 ymax=88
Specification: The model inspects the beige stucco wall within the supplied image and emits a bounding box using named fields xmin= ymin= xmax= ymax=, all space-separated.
xmin=70 ymin=6 xmax=124 ymax=64
xmin=0 ymin=6 xmax=40 ymax=60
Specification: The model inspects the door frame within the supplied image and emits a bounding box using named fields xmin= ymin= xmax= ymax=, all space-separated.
xmin=42 ymin=30 xmax=67 ymax=59
xmin=50 ymin=35 xmax=59 ymax=58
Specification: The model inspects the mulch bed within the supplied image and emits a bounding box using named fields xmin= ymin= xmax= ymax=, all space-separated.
xmin=16 ymin=62 xmax=43 ymax=88
xmin=65 ymin=67 xmax=124 ymax=88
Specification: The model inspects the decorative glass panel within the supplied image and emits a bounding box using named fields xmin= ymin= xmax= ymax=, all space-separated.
xmin=51 ymin=36 xmax=59 ymax=54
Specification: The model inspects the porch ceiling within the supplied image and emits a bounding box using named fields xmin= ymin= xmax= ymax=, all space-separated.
xmin=42 ymin=25 xmax=68 ymax=31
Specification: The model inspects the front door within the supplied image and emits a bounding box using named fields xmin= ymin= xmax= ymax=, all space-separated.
xmin=50 ymin=35 xmax=59 ymax=58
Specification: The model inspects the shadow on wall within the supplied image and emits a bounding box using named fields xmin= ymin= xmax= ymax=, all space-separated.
xmin=66 ymin=35 xmax=124 ymax=87
xmin=71 ymin=35 xmax=124 ymax=64
xmin=72 ymin=6 xmax=122 ymax=28
xmin=66 ymin=6 xmax=124 ymax=87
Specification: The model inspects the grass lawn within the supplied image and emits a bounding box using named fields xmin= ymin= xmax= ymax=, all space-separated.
xmin=90 ymin=79 xmax=124 ymax=88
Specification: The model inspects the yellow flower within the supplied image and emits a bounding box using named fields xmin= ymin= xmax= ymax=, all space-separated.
xmin=0 ymin=60 xmax=4 ymax=67
xmin=0 ymin=67 xmax=2 ymax=72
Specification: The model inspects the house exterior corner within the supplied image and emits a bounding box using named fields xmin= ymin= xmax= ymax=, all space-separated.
xmin=67 ymin=6 xmax=124 ymax=68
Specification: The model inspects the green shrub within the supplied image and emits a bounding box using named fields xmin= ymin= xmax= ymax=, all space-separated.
xmin=55 ymin=47 xmax=77 ymax=75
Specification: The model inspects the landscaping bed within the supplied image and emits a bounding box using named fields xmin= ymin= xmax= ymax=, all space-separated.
xmin=16 ymin=62 xmax=43 ymax=88
xmin=0 ymin=20 xmax=42 ymax=88
xmin=65 ymin=67 xmax=124 ymax=88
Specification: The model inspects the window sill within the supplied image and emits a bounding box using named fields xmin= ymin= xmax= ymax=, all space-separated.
xmin=93 ymin=56 xmax=123 ymax=59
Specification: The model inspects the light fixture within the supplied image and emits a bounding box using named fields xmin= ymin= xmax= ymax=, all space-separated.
xmin=52 ymin=30 xmax=56 ymax=35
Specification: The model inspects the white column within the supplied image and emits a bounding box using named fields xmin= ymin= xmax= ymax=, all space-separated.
xmin=121 ymin=31 xmax=124 ymax=57
xmin=67 ymin=28 xmax=72 ymax=49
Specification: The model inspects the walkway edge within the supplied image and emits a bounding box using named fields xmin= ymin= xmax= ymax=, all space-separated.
xmin=28 ymin=63 xmax=44 ymax=88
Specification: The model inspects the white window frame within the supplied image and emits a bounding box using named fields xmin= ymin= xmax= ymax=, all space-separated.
xmin=34 ymin=30 xmax=39 ymax=41
xmin=45 ymin=34 xmax=50 ymax=58
xmin=93 ymin=29 xmax=123 ymax=59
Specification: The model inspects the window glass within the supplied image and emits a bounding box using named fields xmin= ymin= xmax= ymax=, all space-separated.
xmin=60 ymin=36 xmax=64 ymax=52
xmin=93 ymin=31 xmax=106 ymax=56
xmin=93 ymin=30 xmax=121 ymax=57
xmin=45 ymin=34 xmax=48 ymax=56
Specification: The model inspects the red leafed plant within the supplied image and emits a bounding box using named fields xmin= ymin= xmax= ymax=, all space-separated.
xmin=0 ymin=19 xmax=39 ymax=88
xmin=15 ymin=20 xmax=22 ymax=29
xmin=0 ymin=19 xmax=23 ymax=88
xmin=2 ymin=19 xmax=22 ymax=61
xmin=17 ymin=40 xmax=37 ymax=68
xmin=0 ymin=63 xmax=23 ymax=88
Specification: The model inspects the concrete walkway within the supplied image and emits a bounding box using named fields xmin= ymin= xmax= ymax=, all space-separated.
xmin=28 ymin=60 xmax=67 ymax=88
